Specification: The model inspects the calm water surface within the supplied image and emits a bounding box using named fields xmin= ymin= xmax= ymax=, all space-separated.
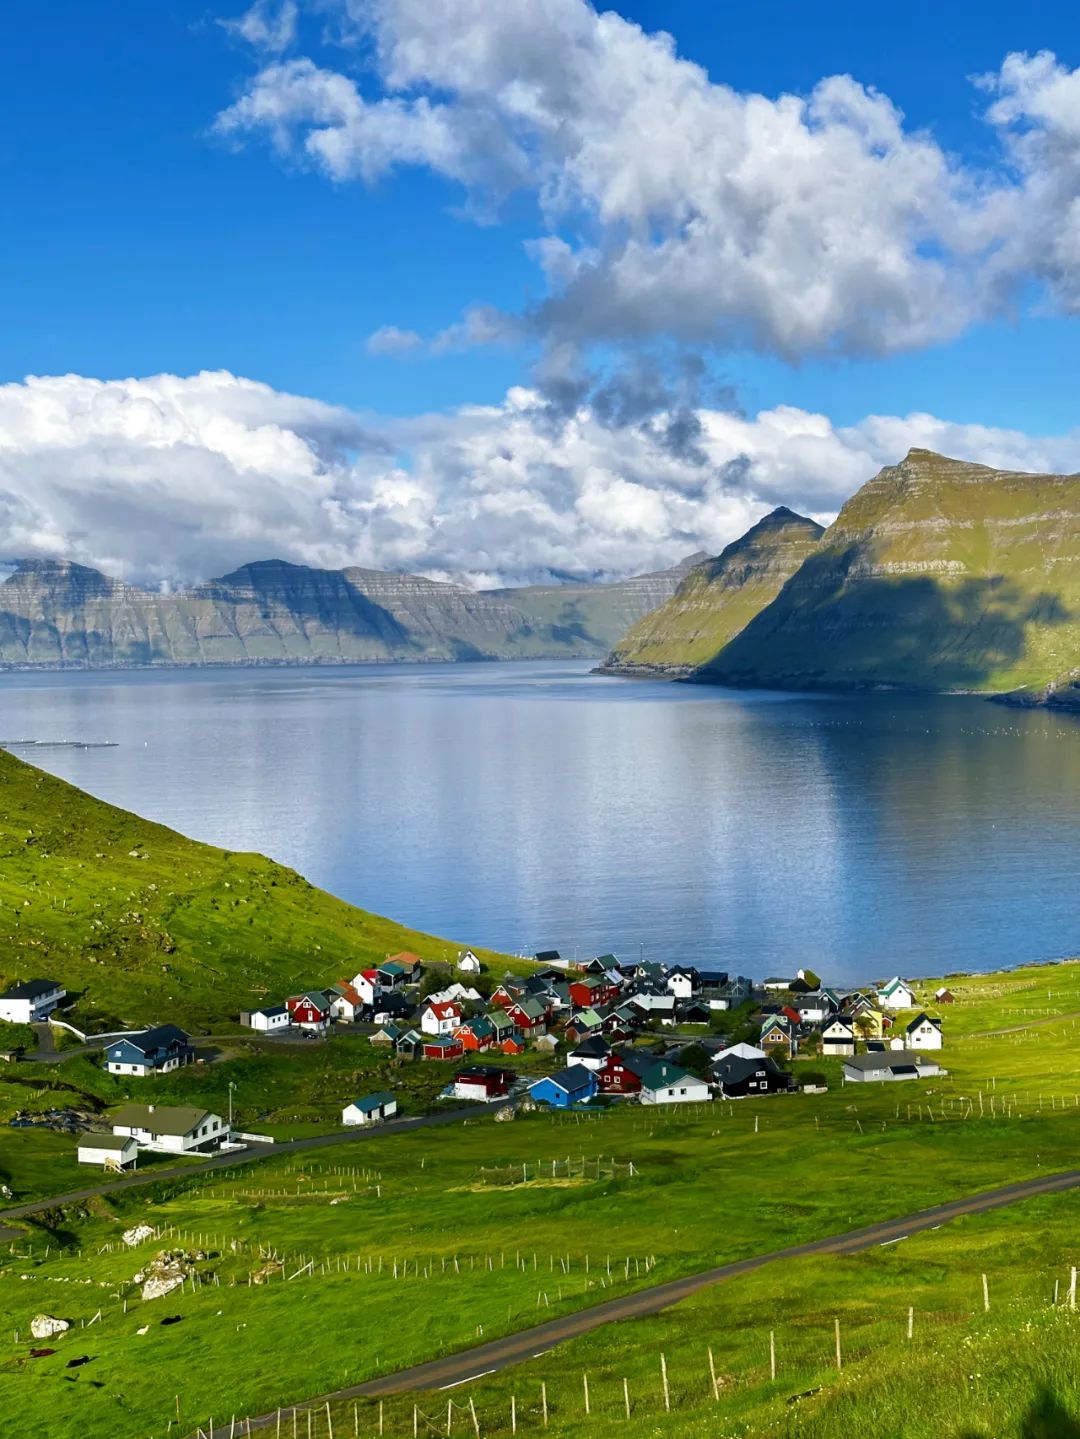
xmin=1 ymin=661 xmax=1077 ymax=986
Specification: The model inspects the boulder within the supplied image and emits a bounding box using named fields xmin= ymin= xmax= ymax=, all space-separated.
xmin=142 ymin=1274 xmax=185 ymax=1302
xmin=493 ymin=1106 xmax=515 ymax=1123
xmin=30 ymin=1315 xmax=70 ymax=1340
xmin=122 ymin=1224 xmax=155 ymax=1248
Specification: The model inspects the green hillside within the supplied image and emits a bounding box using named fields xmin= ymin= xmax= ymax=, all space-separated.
xmin=598 ymin=509 xmax=824 ymax=675
xmin=695 ymin=448 xmax=1080 ymax=694
xmin=0 ymin=748 xmax=510 ymax=1030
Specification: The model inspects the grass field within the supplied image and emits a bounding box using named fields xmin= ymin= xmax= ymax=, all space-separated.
xmin=0 ymin=747 xmax=520 ymax=1032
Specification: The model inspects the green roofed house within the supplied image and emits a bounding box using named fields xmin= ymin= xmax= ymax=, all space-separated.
xmin=636 ymin=1060 xmax=712 ymax=1106
xmin=369 ymin=1022 xmax=401 ymax=1048
xmin=342 ymin=1093 xmax=398 ymax=1126
xmin=111 ymin=1103 xmax=229 ymax=1155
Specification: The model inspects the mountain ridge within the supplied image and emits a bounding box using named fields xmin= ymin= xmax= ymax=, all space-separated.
xmin=0 ymin=553 xmax=700 ymax=669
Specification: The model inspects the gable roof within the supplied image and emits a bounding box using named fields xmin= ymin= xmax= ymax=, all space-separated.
xmin=635 ymin=1059 xmax=700 ymax=1090
xmin=108 ymin=1024 xmax=190 ymax=1057
xmin=905 ymin=1012 xmax=942 ymax=1033
xmin=571 ymin=1035 xmax=611 ymax=1057
xmin=112 ymin=1103 xmax=214 ymax=1136
xmin=0 ymin=978 xmax=62 ymax=1000
xmin=347 ymin=1092 xmax=396 ymax=1113
xmin=843 ymin=1049 xmax=938 ymax=1073
xmin=533 ymin=950 xmax=561 ymax=963
xmin=535 ymin=1064 xmax=595 ymax=1094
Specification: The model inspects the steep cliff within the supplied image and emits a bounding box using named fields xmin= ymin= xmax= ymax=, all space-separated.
xmin=0 ymin=554 xmax=695 ymax=668
xmin=694 ymin=449 xmax=1080 ymax=694
xmin=598 ymin=510 xmax=824 ymax=676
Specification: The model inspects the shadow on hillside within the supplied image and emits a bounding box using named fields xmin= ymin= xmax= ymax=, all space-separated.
xmin=956 ymin=1385 xmax=1080 ymax=1438
xmin=693 ymin=538 xmax=1074 ymax=691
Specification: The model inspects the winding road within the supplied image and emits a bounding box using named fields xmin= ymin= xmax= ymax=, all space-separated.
xmin=189 ymin=1163 xmax=1080 ymax=1436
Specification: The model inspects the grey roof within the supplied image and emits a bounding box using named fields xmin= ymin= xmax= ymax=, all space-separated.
xmin=533 ymin=1064 xmax=594 ymax=1093
xmin=843 ymin=1050 xmax=937 ymax=1073
xmin=112 ymin=1103 xmax=216 ymax=1136
xmin=78 ymin=1133 xmax=136 ymax=1151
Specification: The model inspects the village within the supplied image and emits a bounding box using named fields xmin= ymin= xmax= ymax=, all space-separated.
xmin=0 ymin=956 xmax=948 ymax=1174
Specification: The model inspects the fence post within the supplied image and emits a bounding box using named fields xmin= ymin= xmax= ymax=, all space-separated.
xmin=982 ymin=1273 xmax=990 ymax=1312
xmin=834 ymin=1317 xmax=842 ymax=1372
xmin=769 ymin=1330 xmax=776 ymax=1381
xmin=541 ymin=1382 xmax=548 ymax=1428
xmin=1071 ymin=1267 xmax=1077 ymax=1312
xmin=660 ymin=1353 xmax=670 ymax=1411
xmin=907 ymin=1306 xmax=914 ymax=1340
xmin=582 ymin=1373 xmax=590 ymax=1416
xmin=468 ymin=1397 xmax=480 ymax=1438
xmin=623 ymin=1377 xmax=631 ymax=1419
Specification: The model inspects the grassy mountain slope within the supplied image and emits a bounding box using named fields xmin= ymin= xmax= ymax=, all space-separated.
xmin=598 ymin=509 xmax=824 ymax=676
xmin=696 ymin=448 xmax=1080 ymax=694
xmin=0 ymin=749 xmax=511 ymax=1030
xmin=0 ymin=555 xmax=697 ymax=668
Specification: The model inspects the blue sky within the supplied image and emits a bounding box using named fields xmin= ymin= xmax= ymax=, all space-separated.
xmin=2 ymin=0 xmax=1080 ymax=585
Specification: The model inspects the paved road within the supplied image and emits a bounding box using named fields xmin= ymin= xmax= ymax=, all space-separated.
xmin=0 ymin=1105 xmax=486 ymax=1234
xmin=194 ymin=1164 xmax=1080 ymax=1436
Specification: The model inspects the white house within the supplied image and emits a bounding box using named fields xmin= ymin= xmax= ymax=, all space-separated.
xmin=821 ymin=1017 xmax=856 ymax=1057
xmin=665 ymin=969 xmax=696 ymax=1000
xmin=457 ymin=949 xmax=482 ymax=974
xmin=639 ymin=1061 xmax=711 ymax=1106
xmin=241 ymin=1005 xmax=291 ymax=1033
xmin=111 ymin=1103 xmax=229 ymax=1154
xmin=711 ymin=1041 xmax=766 ymax=1065
xmin=0 ymin=978 xmax=66 ymax=1024
xmin=426 ymin=985 xmax=481 ymax=1006
xmin=630 ymin=994 xmax=677 ymax=1024
xmin=906 ymin=1013 xmax=943 ymax=1050
xmin=350 ymin=969 xmax=381 ymax=1006
xmin=842 ymin=1051 xmax=946 ymax=1084
xmin=420 ymin=1000 xmax=461 ymax=1036
xmin=878 ymin=976 xmax=917 ymax=1010
xmin=797 ymin=993 xmax=831 ymax=1025
xmin=342 ymin=1092 xmax=397 ymax=1126
xmin=77 ymin=1133 xmax=139 ymax=1169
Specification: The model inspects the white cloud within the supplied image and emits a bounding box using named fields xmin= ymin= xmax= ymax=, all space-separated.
xmin=223 ymin=0 xmax=299 ymax=52
xmin=365 ymin=324 xmax=423 ymax=355
xmin=2 ymin=370 xmax=1080 ymax=590
xmin=214 ymin=2 xmax=1080 ymax=365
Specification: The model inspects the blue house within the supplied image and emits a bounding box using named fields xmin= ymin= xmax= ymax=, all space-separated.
xmin=528 ymin=1064 xmax=598 ymax=1109
xmin=105 ymin=1024 xmax=194 ymax=1078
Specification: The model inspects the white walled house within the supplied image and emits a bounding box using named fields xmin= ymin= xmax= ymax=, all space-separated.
xmin=842 ymin=1052 xmax=946 ymax=1084
xmin=878 ymin=977 xmax=917 ymax=1010
xmin=241 ymin=1006 xmax=291 ymax=1033
xmin=639 ymin=1062 xmax=712 ymax=1105
xmin=111 ymin=1104 xmax=229 ymax=1154
xmin=350 ymin=970 xmax=381 ymax=1006
xmin=457 ymin=950 xmax=482 ymax=974
xmin=420 ymin=1000 xmax=461 ymax=1036
xmin=665 ymin=970 xmax=696 ymax=1000
xmin=342 ymin=1093 xmax=397 ymax=1126
xmin=77 ymin=1134 xmax=138 ymax=1169
xmin=906 ymin=1013 xmax=943 ymax=1050
xmin=821 ymin=1017 xmax=856 ymax=1057
xmin=0 ymin=978 xmax=66 ymax=1024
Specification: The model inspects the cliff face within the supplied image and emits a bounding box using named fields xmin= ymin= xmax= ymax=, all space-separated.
xmin=598 ymin=511 xmax=824 ymax=676
xmin=0 ymin=555 xmax=696 ymax=668
xmin=694 ymin=449 xmax=1080 ymax=694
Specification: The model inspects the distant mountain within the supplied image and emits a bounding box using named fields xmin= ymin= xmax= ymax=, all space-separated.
xmin=693 ymin=449 xmax=1080 ymax=695
xmin=597 ymin=510 xmax=824 ymax=677
xmin=0 ymin=554 xmax=698 ymax=669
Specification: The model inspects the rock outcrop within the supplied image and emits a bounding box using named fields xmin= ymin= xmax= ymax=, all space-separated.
xmin=30 ymin=1315 xmax=70 ymax=1340
xmin=693 ymin=449 xmax=1080 ymax=695
xmin=598 ymin=511 xmax=823 ymax=677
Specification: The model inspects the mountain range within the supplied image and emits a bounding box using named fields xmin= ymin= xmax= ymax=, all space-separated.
xmin=0 ymin=553 xmax=702 ymax=669
xmin=600 ymin=448 xmax=1080 ymax=704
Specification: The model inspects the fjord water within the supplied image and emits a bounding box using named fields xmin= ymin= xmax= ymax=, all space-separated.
xmin=0 ymin=661 xmax=1077 ymax=986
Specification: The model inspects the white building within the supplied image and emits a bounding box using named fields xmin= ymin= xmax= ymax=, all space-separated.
xmin=111 ymin=1103 xmax=229 ymax=1154
xmin=77 ymin=1134 xmax=139 ymax=1169
xmin=842 ymin=1051 xmax=946 ymax=1084
xmin=905 ymin=1013 xmax=943 ymax=1050
xmin=639 ymin=1063 xmax=712 ymax=1105
xmin=0 ymin=978 xmax=66 ymax=1024
xmin=457 ymin=950 xmax=482 ymax=974
xmin=420 ymin=1001 xmax=461 ymax=1035
xmin=342 ymin=1093 xmax=397 ymax=1126
xmin=241 ymin=1005 xmax=291 ymax=1033
xmin=878 ymin=976 xmax=917 ymax=1010
xmin=350 ymin=970 xmax=381 ymax=1006
xmin=665 ymin=970 xmax=696 ymax=1000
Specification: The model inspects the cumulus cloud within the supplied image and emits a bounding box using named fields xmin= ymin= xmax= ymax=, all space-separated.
xmin=222 ymin=0 xmax=299 ymax=52
xmin=214 ymin=1 xmax=1080 ymax=368
xmin=2 ymin=370 xmax=1080 ymax=590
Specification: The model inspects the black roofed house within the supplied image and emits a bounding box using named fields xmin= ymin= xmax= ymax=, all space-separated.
xmin=104 ymin=1025 xmax=193 ymax=1078
xmin=713 ymin=1053 xmax=795 ymax=1099
xmin=569 ymin=1034 xmax=611 ymax=1071
xmin=665 ymin=967 xmax=699 ymax=1000
xmin=677 ymin=1001 xmax=712 ymax=1025
xmin=842 ymin=1050 xmax=947 ymax=1083
xmin=0 ymin=978 xmax=66 ymax=1024
xmin=533 ymin=950 xmax=569 ymax=970
xmin=905 ymin=1012 xmax=943 ymax=1050
xmin=821 ymin=1016 xmax=856 ymax=1057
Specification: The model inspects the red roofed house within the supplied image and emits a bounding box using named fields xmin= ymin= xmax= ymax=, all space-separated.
xmin=420 ymin=1000 xmax=462 ymax=1036
xmin=329 ymin=982 xmax=364 ymax=1023
xmin=350 ymin=970 xmax=381 ymax=1006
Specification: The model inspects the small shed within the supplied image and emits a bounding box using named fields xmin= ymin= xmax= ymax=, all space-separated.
xmin=77 ymin=1134 xmax=139 ymax=1169
xmin=342 ymin=1093 xmax=398 ymax=1127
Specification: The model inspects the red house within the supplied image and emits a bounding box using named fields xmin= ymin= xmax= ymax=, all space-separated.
xmin=286 ymin=992 xmax=331 ymax=1031
xmin=454 ymin=1017 xmax=496 ymax=1052
xmin=453 ymin=1066 xmax=516 ymax=1101
xmin=596 ymin=1051 xmax=643 ymax=1095
xmin=500 ymin=1036 xmax=526 ymax=1056
xmin=422 ymin=1036 xmax=465 ymax=1061
xmin=490 ymin=982 xmax=524 ymax=1010
xmin=504 ymin=997 xmax=549 ymax=1034
xmin=569 ymin=976 xmax=620 ymax=1009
